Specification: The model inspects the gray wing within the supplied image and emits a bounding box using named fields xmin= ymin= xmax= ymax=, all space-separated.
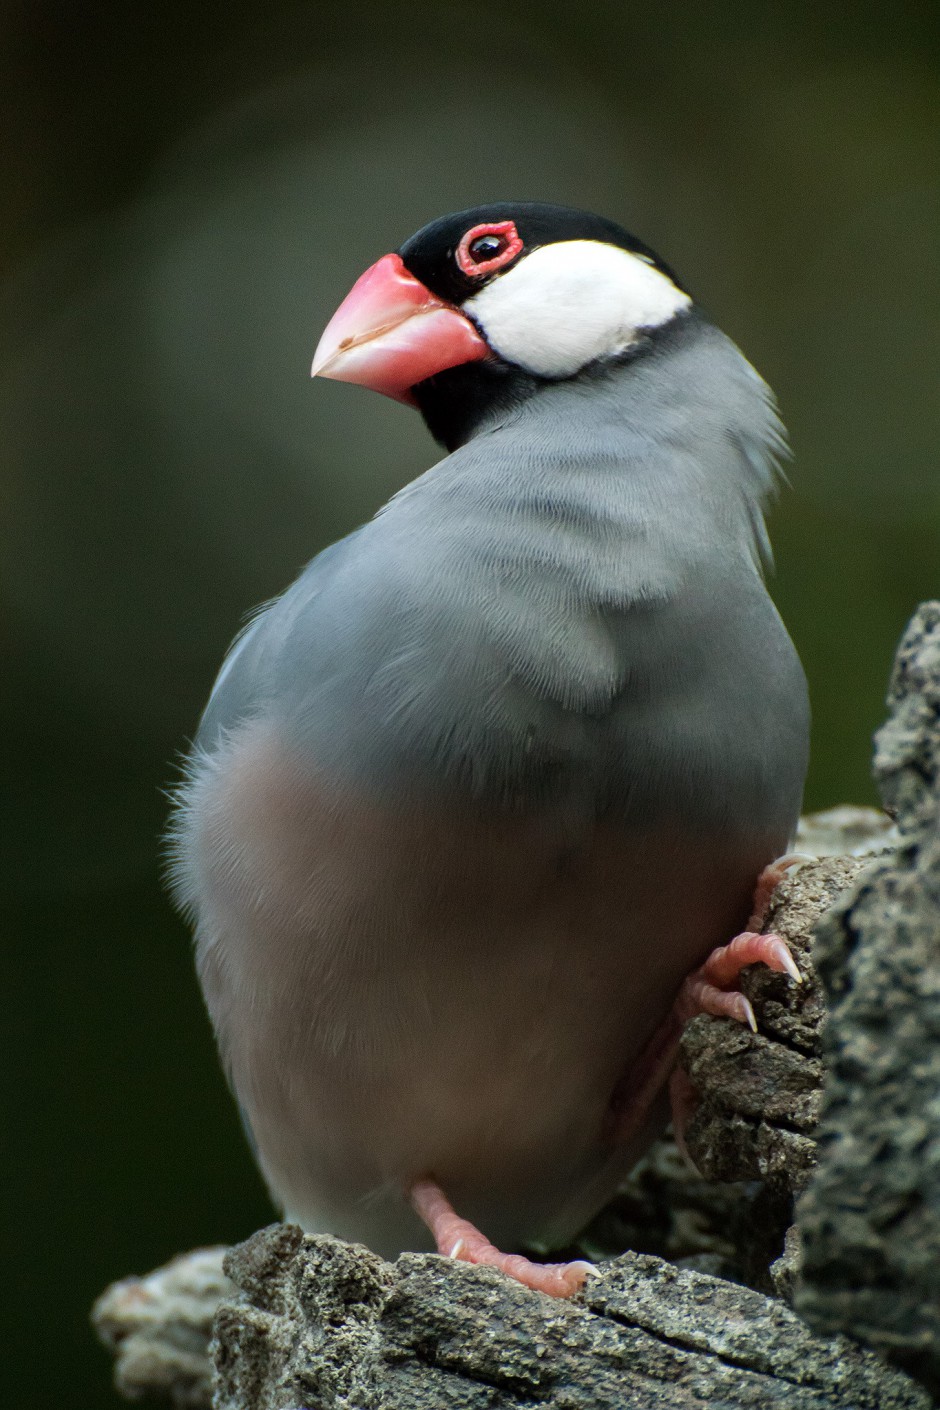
xmin=194 ymin=531 xmax=363 ymax=755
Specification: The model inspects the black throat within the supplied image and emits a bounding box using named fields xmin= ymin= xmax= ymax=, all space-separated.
xmin=412 ymin=359 xmax=546 ymax=452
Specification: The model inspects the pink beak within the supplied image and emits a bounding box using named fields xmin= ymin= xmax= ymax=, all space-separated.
xmin=311 ymin=253 xmax=489 ymax=404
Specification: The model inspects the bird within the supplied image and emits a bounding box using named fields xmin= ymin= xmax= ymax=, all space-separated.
xmin=169 ymin=202 xmax=810 ymax=1298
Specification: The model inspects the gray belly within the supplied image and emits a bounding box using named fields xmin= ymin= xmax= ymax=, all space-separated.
xmin=176 ymin=714 xmax=788 ymax=1256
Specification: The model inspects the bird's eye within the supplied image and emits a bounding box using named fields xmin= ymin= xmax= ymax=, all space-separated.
xmin=456 ymin=220 xmax=524 ymax=278
xmin=470 ymin=234 xmax=505 ymax=261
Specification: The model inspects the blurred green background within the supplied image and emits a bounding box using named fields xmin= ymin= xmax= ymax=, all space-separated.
xmin=2 ymin=3 xmax=937 ymax=1405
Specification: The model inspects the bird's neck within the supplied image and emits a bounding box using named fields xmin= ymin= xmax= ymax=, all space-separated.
xmin=404 ymin=313 xmax=783 ymax=604
xmin=412 ymin=359 xmax=546 ymax=452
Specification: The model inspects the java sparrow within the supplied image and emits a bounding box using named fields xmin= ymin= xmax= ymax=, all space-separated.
xmin=170 ymin=203 xmax=810 ymax=1297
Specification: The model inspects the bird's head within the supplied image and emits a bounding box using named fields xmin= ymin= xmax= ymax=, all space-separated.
xmin=312 ymin=203 xmax=693 ymax=448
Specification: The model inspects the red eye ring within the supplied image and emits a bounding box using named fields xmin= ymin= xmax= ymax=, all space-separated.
xmin=455 ymin=220 xmax=524 ymax=278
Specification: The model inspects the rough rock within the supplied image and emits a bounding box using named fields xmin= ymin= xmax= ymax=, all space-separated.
xmin=92 ymin=1246 xmax=232 ymax=1407
xmin=672 ymin=854 xmax=866 ymax=1290
xmin=681 ymin=855 xmax=858 ymax=1196
xmin=210 ymin=1223 xmax=929 ymax=1409
xmin=796 ymin=603 xmax=940 ymax=1397
xmin=678 ymin=805 xmax=899 ymax=1217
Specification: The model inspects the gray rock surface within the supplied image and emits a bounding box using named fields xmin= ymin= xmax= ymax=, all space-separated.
xmin=681 ymin=855 xmax=857 ymax=1197
xmin=675 ymin=854 xmax=869 ymax=1291
xmin=92 ymin=1246 xmax=232 ymax=1407
xmin=211 ymin=1223 xmax=929 ymax=1409
xmin=796 ymin=602 xmax=940 ymax=1397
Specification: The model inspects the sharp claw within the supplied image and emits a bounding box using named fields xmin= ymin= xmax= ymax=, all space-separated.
xmin=740 ymin=995 xmax=758 ymax=1032
xmin=767 ymin=937 xmax=802 ymax=984
xmin=570 ymin=1259 xmax=599 ymax=1279
xmin=448 ymin=1238 xmax=466 ymax=1259
xmin=781 ymin=949 xmax=803 ymax=984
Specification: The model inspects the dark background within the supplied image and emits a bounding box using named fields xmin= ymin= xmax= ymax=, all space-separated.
xmin=3 ymin=4 xmax=937 ymax=1405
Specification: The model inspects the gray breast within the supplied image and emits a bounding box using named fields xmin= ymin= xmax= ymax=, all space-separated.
xmin=195 ymin=316 xmax=808 ymax=835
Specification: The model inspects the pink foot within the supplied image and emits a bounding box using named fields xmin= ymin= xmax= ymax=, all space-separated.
xmin=668 ymin=928 xmax=801 ymax=1150
xmin=409 ymin=1178 xmax=594 ymax=1299
xmin=606 ymin=924 xmax=801 ymax=1153
xmin=674 ymin=929 xmax=801 ymax=1033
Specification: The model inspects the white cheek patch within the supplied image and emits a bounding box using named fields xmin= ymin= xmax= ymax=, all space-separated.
xmin=464 ymin=240 xmax=692 ymax=379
